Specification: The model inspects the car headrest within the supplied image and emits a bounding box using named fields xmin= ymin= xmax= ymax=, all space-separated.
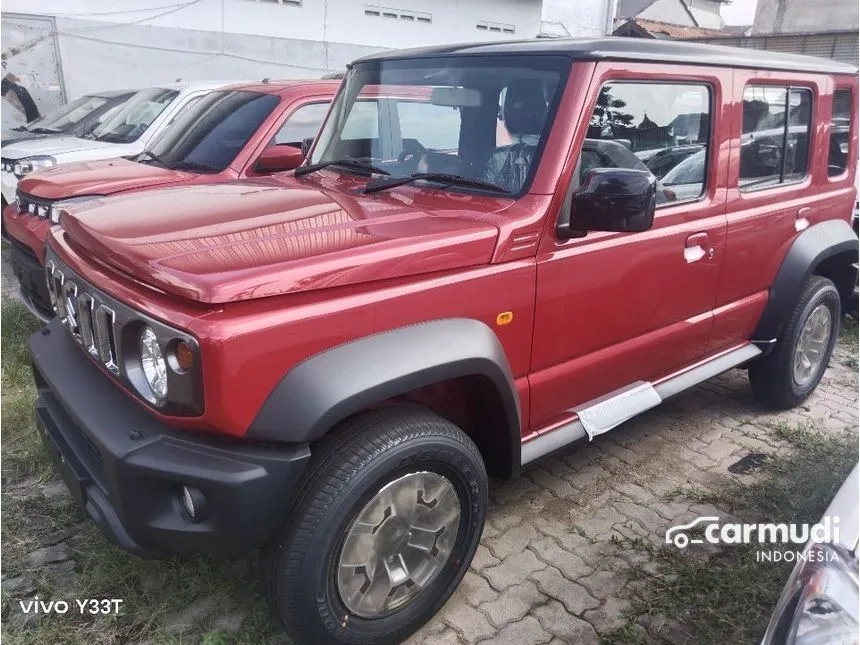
xmin=504 ymin=79 xmax=548 ymax=138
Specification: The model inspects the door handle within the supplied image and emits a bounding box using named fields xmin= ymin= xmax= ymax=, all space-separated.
xmin=684 ymin=232 xmax=712 ymax=263
xmin=796 ymin=207 xmax=811 ymax=232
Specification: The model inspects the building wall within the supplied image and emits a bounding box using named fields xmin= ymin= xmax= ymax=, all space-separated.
xmin=753 ymin=0 xmax=859 ymax=34
xmin=692 ymin=32 xmax=859 ymax=65
xmin=542 ymin=0 xmax=613 ymax=37
xmin=638 ymin=0 xmax=696 ymax=26
xmin=2 ymin=0 xmax=542 ymax=100
xmin=688 ymin=0 xmax=724 ymax=28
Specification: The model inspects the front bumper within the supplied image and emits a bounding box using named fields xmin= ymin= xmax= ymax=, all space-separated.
xmin=30 ymin=320 xmax=311 ymax=558
xmin=9 ymin=238 xmax=53 ymax=323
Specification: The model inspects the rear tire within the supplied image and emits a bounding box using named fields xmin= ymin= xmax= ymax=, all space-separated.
xmin=262 ymin=406 xmax=487 ymax=645
xmin=749 ymin=275 xmax=841 ymax=409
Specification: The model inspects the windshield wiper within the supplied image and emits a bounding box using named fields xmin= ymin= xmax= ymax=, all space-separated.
xmin=362 ymin=172 xmax=509 ymax=195
xmin=295 ymin=158 xmax=389 ymax=178
xmin=96 ymin=133 xmax=129 ymax=143
xmin=137 ymin=150 xmax=167 ymax=167
xmin=168 ymin=160 xmax=220 ymax=173
xmin=29 ymin=127 xmax=62 ymax=135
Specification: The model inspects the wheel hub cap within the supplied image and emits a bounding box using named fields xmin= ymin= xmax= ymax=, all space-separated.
xmin=793 ymin=303 xmax=832 ymax=387
xmin=336 ymin=471 xmax=461 ymax=618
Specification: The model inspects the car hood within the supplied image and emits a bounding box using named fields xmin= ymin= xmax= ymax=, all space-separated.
xmin=59 ymin=177 xmax=506 ymax=304
xmin=18 ymin=158 xmax=190 ymax=199
xmin=1 ymin=131 xmax=53 ymax=146
xmin=1 ymin=135 xmax=119 ymax=161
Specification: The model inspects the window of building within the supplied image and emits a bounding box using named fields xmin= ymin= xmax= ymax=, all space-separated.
xmin=584 ymin=82 xmax=711 ymax=206
xmin=740 ymin=85 xmax=812 ymax=191
xmin=828 ymin=88 xmax=852 ymax=177
xmin=274 ymin=102 xmax=330 ymax=147
xmin=365 ymin=5 xmax=431 ymax=23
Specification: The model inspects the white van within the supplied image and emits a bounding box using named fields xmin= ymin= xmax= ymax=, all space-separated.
xmin=0 ymin=80 xmax=247 ymax=206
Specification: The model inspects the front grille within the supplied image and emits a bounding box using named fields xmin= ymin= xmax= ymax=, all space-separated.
xmin=15 ymin=189 xmax=54 ymax=220
xmin=1 ymin=157 xmax=16 ymax=173
xmin=46 ymin=257 xmax=121 ymax=376
xmin=44 ymin=247 xmax=203 ymax=415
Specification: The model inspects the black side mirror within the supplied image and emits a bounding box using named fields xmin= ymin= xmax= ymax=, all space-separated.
xmin=559 ymin=168 xmax=656 ymax=239
xmin=301 ymin=137 xmax=314 ymax=158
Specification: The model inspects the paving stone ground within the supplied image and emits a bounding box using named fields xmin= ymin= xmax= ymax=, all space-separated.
xmin=2 ymin=245 xmax=857 ymax=644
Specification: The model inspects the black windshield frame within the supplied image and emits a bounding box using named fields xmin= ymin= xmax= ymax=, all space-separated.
xmin=309 ymin=54 xmax=571 ymax=198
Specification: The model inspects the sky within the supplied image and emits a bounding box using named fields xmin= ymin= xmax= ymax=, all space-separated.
xmin=720 ymin=0 xmax=759 ymax=26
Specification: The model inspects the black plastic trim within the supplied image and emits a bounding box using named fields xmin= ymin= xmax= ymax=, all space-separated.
xmin=354 ymin=37 xmax=858 ymax=75
xmin=9 ymin=239 xmax=53 ymax=321
xmin=30 ymin=320 xmax=311 ymax=557
xmin=248 ymin=318 xmax=522 ymax=472
xmin=753 ymin=219 xmax=859 ymax=343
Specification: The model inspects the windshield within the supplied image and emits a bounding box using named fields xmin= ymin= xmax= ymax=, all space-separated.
xmin=84 ymin=88 xmax=178 ymax=144
xmin=142 ymin=90 xmax=279 ymax=173
xmin=33 ymin=94 xmax=111 ymax=133
xmin=309 ymin=55 xmax=569 ymax=195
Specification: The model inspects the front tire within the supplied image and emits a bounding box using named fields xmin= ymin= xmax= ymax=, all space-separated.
xmin=263 ymin=406 xmax=487 ymax=645
xmin=750 ymin=275 xmax=841 ymax=409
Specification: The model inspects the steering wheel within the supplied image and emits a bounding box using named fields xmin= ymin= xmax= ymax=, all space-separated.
xmin=398 ymin=140 xmax=426 ymax=163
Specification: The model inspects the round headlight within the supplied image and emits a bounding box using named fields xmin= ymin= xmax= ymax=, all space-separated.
xmin=14 ymin=156 xmax=56 ymax=177
xmin=140 ymin=326 xmax=168 ymax=400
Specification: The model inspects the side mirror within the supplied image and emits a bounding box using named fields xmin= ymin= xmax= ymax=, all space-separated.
xmin=560 ymin=168 xmax=656 ymax=239
xmin=255 ymin=145 xmax=304 ymax=173
xmin=301 ymin=137 xmax=314 ymax=158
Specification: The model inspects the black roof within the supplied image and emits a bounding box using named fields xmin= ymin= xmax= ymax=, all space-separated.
xmin=354 ymin=37 xmax=858 ymax=75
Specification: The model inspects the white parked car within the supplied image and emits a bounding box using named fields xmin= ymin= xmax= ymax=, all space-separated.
xmin=0 ymin=80 xmax=246 ymax=207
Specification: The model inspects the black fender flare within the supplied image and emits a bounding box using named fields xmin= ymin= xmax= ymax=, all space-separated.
xmin=247 ymin=318 xmax=522 ymax=476
xmin=753 ymin=219 xmax=858 ymax=343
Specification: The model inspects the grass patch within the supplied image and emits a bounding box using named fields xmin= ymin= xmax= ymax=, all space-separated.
xmin=841 ymin=312 xmax=859 ymax=369
xmin=603 ymin=423 xmax=858 ymax=645
xmin=0 ymin=298 xmax=283 ymax=643
xmin=2 ymin=299 xmax=41 ymax=389
xmin=1 ymin=300 xmax=52 ymax=483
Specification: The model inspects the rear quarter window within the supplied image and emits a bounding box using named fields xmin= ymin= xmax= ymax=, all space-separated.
xmin=828 ymin=88 xmax=853 ymax=177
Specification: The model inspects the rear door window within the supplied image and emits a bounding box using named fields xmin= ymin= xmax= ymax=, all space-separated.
xmin=739 ymin=86 xmax=812 ymax=190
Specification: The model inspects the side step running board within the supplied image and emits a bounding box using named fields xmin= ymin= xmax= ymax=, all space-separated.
xmin=521 ymin=344 xmax=762 ymax=466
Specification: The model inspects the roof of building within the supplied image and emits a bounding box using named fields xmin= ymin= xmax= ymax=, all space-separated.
xmin=614 ymin=18 xmax=729 ymax=39
xmin=354 ymin=37 xmax=858 ymax=74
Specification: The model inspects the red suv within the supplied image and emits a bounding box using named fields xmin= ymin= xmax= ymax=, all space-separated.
xmin=4 ymin=80 xmax=341 ymax=320
xmin=28 ymin=40 xmax=858 ymax=645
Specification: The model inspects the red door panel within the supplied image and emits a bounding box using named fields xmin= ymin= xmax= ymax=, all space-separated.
xmin=712 ymin=70 xmax=848 ymax=353
xmin=529 ymin=62 xmax=732 ymax=432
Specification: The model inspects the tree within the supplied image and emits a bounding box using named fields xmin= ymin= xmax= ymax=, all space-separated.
xmin=590 ymin=86 xmax=634 ymax=137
